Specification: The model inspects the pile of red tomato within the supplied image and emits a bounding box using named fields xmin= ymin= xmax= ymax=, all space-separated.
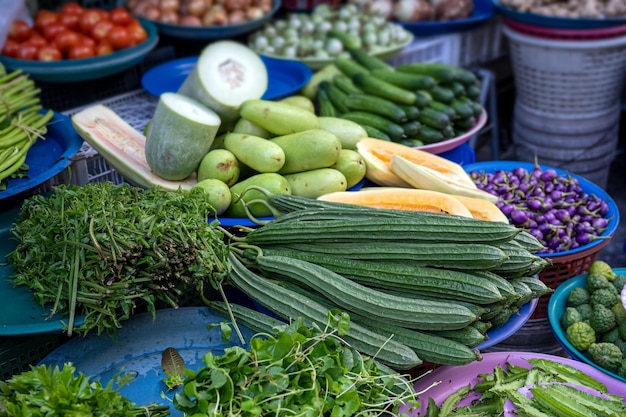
xmin=1 ymin=2 xmax=149 ymax=61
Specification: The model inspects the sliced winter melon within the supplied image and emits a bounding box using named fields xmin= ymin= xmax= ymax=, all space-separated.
xmin=318 ymin=187 xmax=473 ymax=217
xmin=71 ymin=104 xmax=196 ymax=192
xmin=177 ymin=40 xmax=268 ymax=130
xmin=356 ymin=138 xmax=477 ymax=188
xmin=145 ymin=92 xmax=221 ymax=181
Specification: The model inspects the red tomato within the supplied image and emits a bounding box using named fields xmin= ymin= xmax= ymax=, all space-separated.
xmin=28 ymin=32 xmax=49 ymax=47
xmin=53 ymin=30 xmax=81 ymax=55
xmin=68 ymin=43 xmax=95 ymax=59
xmin=34 ymin=10 xmax=59 ymax=33
xmin=126 ymin=22 xmax=148 ymax=45
xmin=79 ymin=9 xmax=103 ymax=35
xmin=106 ymin=25 xmax=131 ymax=50
xmin=8 ymin=20 xmax=32 ymax=42
xmin=15 ymin=42 xmax=39 ymax=60
xmin=60 ymin=2 xmax=83 ymax=15
xmin=42 ymin=22 xmax=66 ymax=42
xmin=109 ymin=7 xmax=134 ymax=26
xmin=78 ymin=34 xmax=96 ymax=48
xmin=95 ymin=41 xmax=114 ymax=56
xmin=1 ymin=39 xmax=19 ymax=57
xmin=59 ymin=12 xmax=81 ymax=31
xmin=91 ymin=19 xmax=113 ymax=42
xmin=37 ymin=45 xmax=63 ymax=61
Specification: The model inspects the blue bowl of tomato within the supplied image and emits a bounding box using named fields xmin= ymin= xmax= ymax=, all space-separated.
xmin=0 ymin=17 xmax=158 ymax=83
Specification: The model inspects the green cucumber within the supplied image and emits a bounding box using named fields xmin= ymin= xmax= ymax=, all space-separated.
xmin=332 ymin=73 xmax=362 ymax=95
xmin=316 ymin=88 xmax=337 ymax=117
xmin=397 ymin=104 xmax=420 ymax=121
xmin=448 ymin=81 xmax=467 ymax=97
xmin=454 ymin=115 xmax=477 ymax=131
xmin=370 ymin=68 xmax=436 ymax=90
xmin=396 ymin=63 xmax=458 ymax=84
xmin=430 ymin=86 xmax=456 ymax=104
xmin=414 ymin=90 xmax=433 ymax=108
xmin=341 ymin=111 xmax=405 ymax=141
xmin=352 ymin=72 xmax=417 ymax=105
xmin=429 ymin=101 xmax=457 ymax=121
xmin=344 ymin=93 xmax=408 ymax=123
xmin=401 ymin=120 xmax=421 ymax=137
xmin=334 ymin=57 xmax=369 ymax=78
xmin=418 ymin=107 xmax=451 ymax=130
xmin=466 ymin=84 xmax=481 ymax=100
xmin=319 ymin=81 xmax=349 ymax=114
xmin=428 ymin=326 xmax=486 ymax=348
xmin=361 ymin=125 xmax=391 ymax=141
xmin=451 ymin=98 xmax=474 ymax=119
xmin=399 ymin=138 xmax=424 ymax=147
xmin=349 ymin=48 xmax=394 ymax=71
xmin=417 ymin=125 xmax=445 ymax=145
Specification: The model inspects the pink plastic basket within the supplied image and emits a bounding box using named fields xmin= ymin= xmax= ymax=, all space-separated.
xmin=503 ymin=17 xmax=626 ymax=40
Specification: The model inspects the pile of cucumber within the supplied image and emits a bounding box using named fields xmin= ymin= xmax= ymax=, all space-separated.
xmin=313 ymin=50 xmax=484 ymax=147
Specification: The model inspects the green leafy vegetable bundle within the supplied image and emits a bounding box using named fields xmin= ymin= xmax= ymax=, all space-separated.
xmin=0 ymin=363 xmax=170 ymax=416
xmin=172 ymin=315 xmax=420 ymax=416
xmin=7 ymin=182 xmax=230 ymax=337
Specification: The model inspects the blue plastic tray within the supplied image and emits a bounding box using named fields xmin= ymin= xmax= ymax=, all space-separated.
xmin=141 ymin=55 xmax=313 ymax=101
xmin=40 ymin=307 xmax=255 ymax=417
xmin=0 ymin=19 xmax=159 ymax=82
xmin=462 ymin=160 xmax=620 ymax=258
xmin=0 ymin=203 xmax=86 ymax=336
xmin=401 ymin=0 xmax=495 ymax=36
xmin=493 ymin=0 xmax=626 ymax=29
xmin=0 ymin=111 xmax=83 ymax=202
xmin=548 ymin=268 xmax=626 ymax=383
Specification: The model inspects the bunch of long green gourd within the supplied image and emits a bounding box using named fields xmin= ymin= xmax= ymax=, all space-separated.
xmin=225 ymin=193 xmax=553 ymax=371
xmin=0 ymin=64 xmax=54 ymax=188
xmin=7 ymin=182 xmax=230 ymax=337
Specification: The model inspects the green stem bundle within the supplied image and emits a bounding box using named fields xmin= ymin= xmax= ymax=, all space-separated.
xmin=7 ymin=182 xmax=231 ymax=337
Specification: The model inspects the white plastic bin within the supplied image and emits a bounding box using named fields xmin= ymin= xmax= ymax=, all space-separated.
xmin=503 ymin=25 xmax=626 ymax=115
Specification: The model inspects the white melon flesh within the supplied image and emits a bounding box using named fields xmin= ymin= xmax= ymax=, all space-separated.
xmin=177 ymin=41 xmax=268 ymax=129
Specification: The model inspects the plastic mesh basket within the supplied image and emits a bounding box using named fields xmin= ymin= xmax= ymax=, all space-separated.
xmin=502 ymin=25 xmax=626 ymax=115
xmin=531 ymin=238 xmax=612 ymax=320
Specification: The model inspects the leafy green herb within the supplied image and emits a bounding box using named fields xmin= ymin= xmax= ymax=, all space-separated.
xmin=172 ymin=315 xmax=420 ymax=416
xmin=0 ymin=363 xmax=170 ymax=416
xmin=7 ymin=182 xmax=230 ymax=337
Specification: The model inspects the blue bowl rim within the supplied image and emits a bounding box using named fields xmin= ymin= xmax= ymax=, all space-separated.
xmin=462 ymin=160 xmax=620 ymax=258
xmin=547 ymin=268 xmax=626 ymax=383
